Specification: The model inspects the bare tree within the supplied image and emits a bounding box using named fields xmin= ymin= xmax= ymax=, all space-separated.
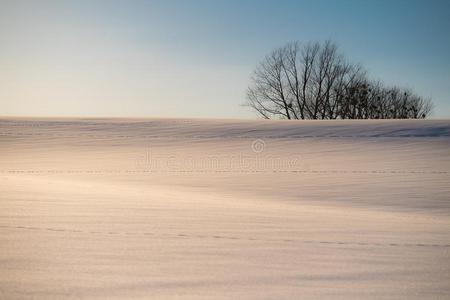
xmin=246 ymin=40 xmax=433 ymax=119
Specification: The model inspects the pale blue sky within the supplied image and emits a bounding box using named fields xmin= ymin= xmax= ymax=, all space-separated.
xmin=1 ymin=0 xmax=449 ymax=118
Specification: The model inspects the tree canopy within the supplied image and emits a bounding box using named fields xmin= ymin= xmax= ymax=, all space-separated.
xmin=246 ymin=41 xmax=433 ymax=120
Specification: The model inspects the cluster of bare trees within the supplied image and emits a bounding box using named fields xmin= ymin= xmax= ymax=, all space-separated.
xmin=246 ymin=41 xmax=433 ymax=119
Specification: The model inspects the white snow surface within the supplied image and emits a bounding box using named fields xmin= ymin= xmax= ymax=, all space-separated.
xmin=0 ymin=117 xmax=449 ymax=299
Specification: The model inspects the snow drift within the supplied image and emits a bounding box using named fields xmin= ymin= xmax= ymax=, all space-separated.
xmin=0 ymin=117 xmax=449 ymax=299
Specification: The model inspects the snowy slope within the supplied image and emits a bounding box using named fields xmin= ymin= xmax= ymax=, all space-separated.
xmin=0 ymin=117 xmax=449 ymax=299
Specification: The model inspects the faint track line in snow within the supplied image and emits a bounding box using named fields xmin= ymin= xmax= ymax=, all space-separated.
xmin=0 ymin=224 xmax=448 ymax=249
xmin=0 ymin=169 xmax=448 ymax=174
xmin=1 ymin=132 xmax=450 ymax=139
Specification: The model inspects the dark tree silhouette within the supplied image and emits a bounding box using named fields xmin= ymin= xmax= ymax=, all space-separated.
xmin=246 ymin=40 xmax=433 ymax=119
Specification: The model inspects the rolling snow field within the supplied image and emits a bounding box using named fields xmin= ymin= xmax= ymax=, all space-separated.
xmin=0 ymin=117 xmax=449 ymax=299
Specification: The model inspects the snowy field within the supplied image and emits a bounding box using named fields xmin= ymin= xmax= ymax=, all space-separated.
xmin=0 ymin=117 xmax=449 ymax=299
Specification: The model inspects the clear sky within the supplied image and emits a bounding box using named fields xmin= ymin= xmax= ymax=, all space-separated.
xmin=1 ymin=0 xmax=449 ymax=118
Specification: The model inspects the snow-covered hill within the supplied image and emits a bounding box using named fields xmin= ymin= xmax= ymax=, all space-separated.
xmin=1 ymin=117 xmax=449 ymax=299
